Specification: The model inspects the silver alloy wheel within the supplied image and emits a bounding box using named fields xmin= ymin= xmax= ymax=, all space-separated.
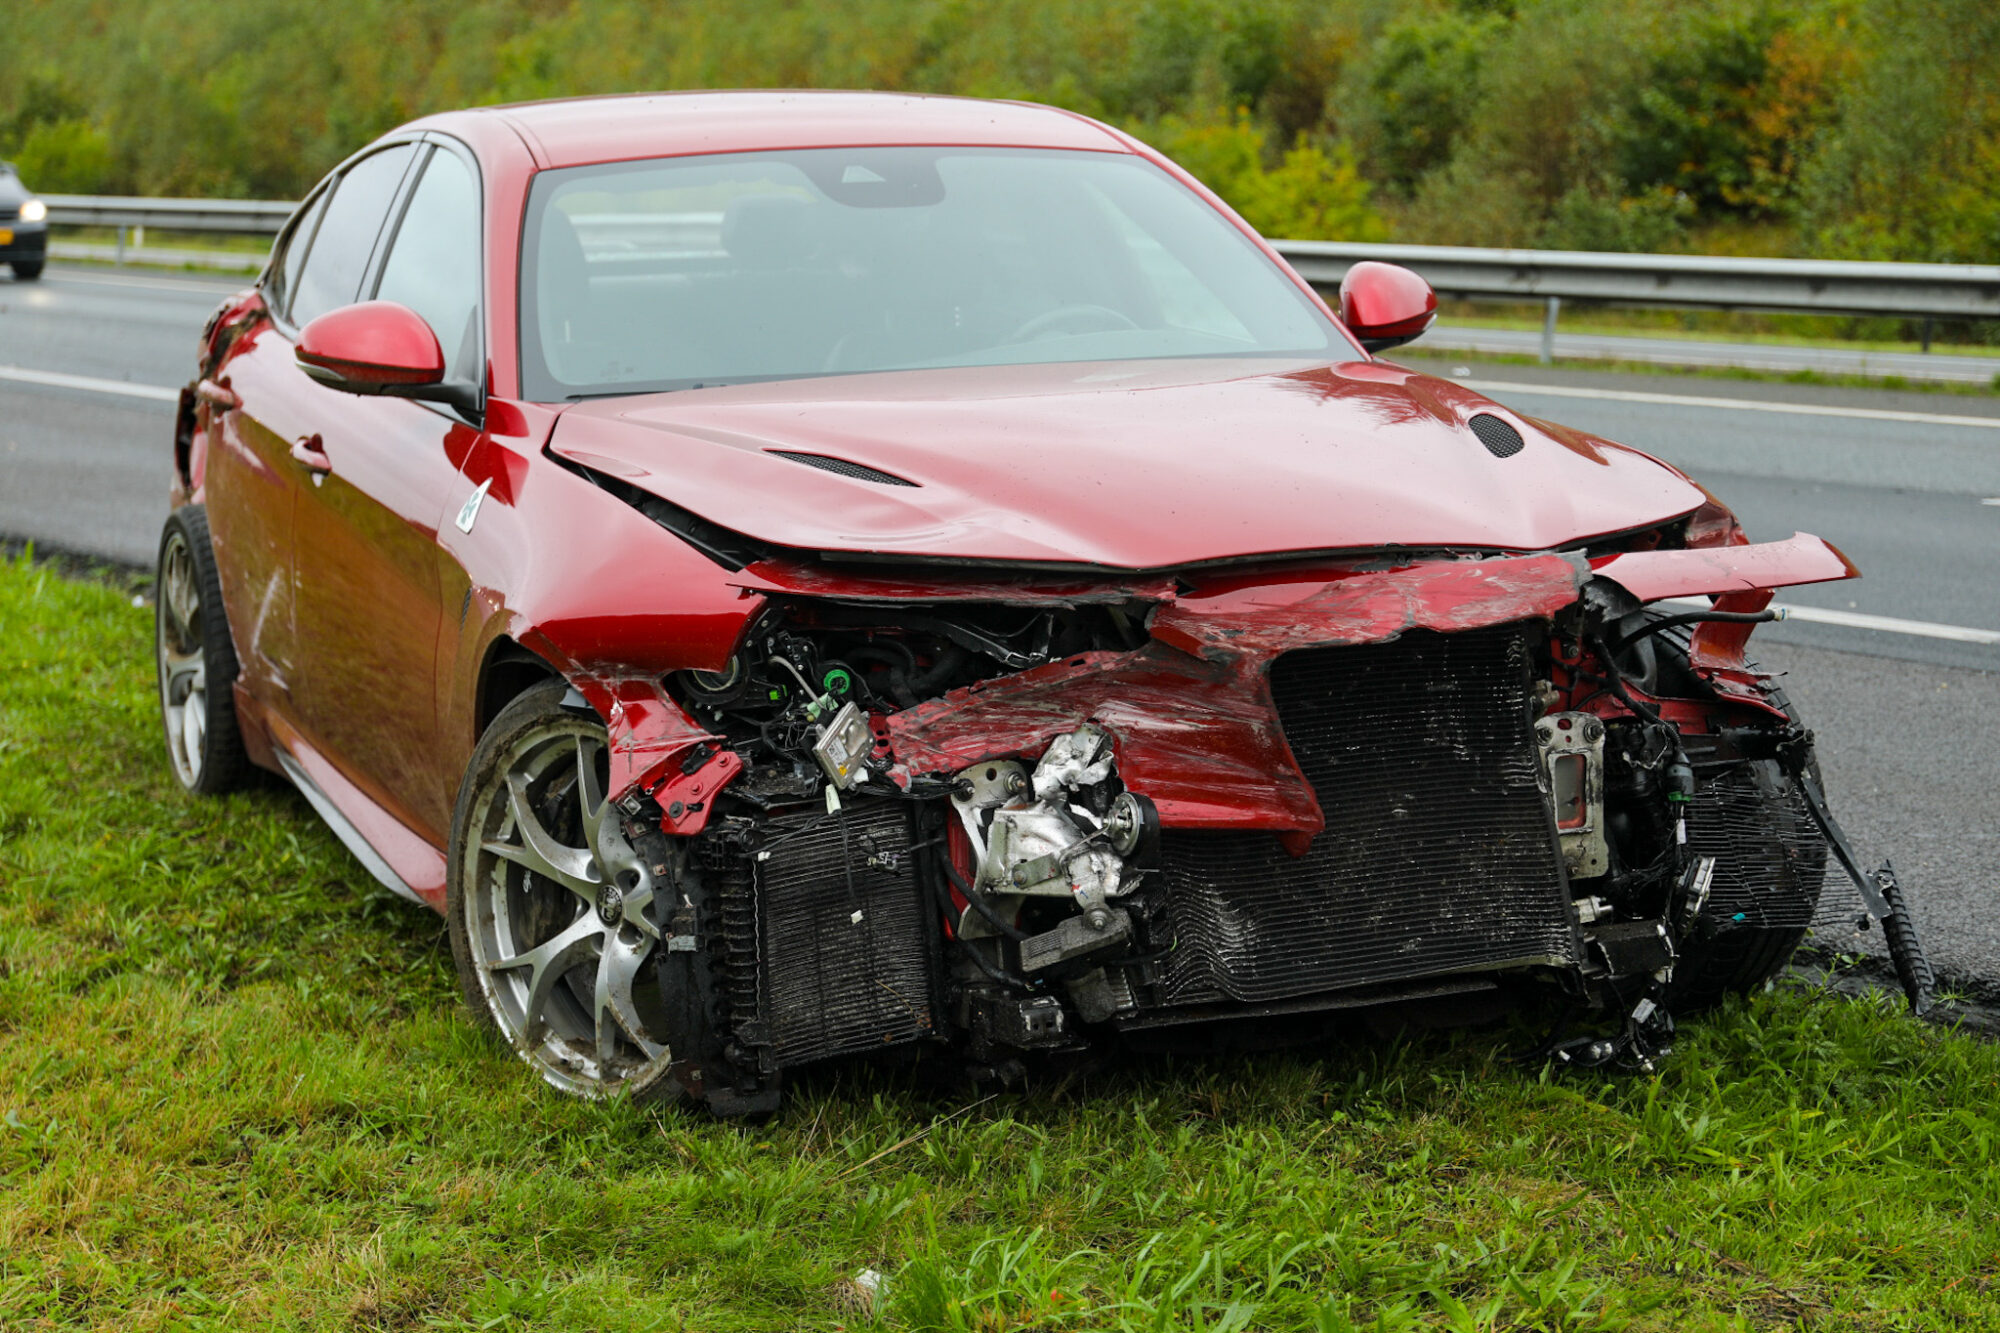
xmin=460 ymin=714 xmax=675 ymax=1097
xmin=157 ymin=529 xmax=209 ymax=788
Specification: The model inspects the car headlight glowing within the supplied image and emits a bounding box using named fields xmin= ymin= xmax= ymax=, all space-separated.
xmin=18 ymin=198 xmax=46 ymax=223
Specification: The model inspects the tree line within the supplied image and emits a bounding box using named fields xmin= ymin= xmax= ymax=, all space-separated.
xmin=4 ymin=0 xmax=1995 ymax=266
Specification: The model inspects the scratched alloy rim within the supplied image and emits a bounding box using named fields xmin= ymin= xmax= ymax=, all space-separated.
xmin=157 ymin=530 xmax=208 ymax=789
xmin=461 ymin=714 xmax=675 ymax=1098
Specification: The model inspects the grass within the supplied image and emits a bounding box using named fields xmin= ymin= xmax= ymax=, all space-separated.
xmin=1430 ymin=302 xmax=2000 ymax=361
xmin=4 ymin=551 xmax=2000 ymax=1331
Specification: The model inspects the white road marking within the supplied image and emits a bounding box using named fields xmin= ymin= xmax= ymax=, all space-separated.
xmin=1982 ymin=498 xmax=2000 ymax=506
xmin=0 ymin=364 xmax=179 ymax=402
xmin=1663 ymin=597 xmax=2000 ymax=645
xmin=43 ymin=268 xmax=248 ymax=295
xmin=1462 ymin=379 xmax=2000 ymax=432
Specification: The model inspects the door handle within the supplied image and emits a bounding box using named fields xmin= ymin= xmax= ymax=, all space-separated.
xmin=195 ymin=378 xmax=240 ymax=410
xmin=289 ymin=434 xmax=331 ymax=478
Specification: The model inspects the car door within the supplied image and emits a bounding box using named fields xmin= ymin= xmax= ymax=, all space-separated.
xmin=201 ymin=185 xmax=335 ymax=713
xmin=290 ymin=140 xmax=487 ymax=843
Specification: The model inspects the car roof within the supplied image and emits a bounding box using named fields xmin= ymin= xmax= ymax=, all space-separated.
xmin=407 ymin=90 xmax=1131 ymax=169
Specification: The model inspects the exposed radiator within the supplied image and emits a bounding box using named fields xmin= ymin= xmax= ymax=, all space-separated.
xmin=1686 ymin=760 xmax=1827 ymax=933
xmin=1154 ymin=624 xmax=1576 ymax=1006
xmin=753 ymin=800 xmax=936 ymax=1067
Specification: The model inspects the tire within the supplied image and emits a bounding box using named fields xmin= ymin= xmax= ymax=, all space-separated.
xmin=11 ymin=260 xmax=44 ymax=281
xmin=445 ymin=681 xmax=688 ymax=1102
xmin=156 ymin=506 xmax=250 ymax=794
xmin=1624 ymin=614 xmax=1824 ymax=1012
xmin=1668 ymin=912 xmax=1806 ymax=1013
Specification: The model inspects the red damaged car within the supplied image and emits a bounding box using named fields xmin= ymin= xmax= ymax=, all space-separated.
xmin=158 ymin=92 xmax=1911 ymax=1113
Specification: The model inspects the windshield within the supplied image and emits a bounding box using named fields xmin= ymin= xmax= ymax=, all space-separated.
xmin=517 ymin=146 xmax=1351 ymax=399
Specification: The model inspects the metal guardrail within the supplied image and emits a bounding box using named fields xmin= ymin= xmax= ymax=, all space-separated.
xmin=39 ymin=193 xmax=2000 ymax=359
xmin=1276 ymin=242 xmax=2000 ymax=321
xmin=42 ymin=194 xmax=295 ymax=233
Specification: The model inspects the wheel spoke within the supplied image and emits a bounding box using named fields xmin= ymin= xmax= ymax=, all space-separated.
xmin=595 ymin=929 xmax=665 ymax=1064
xmin=573 ymin=734 xmax=622 ymax=866
xmin=160 ymin=643 xmax=203 ymax=699
xmin=619 ymin=881 xmax=661 ymax=939
xmin=488 ymin=913 xmax=603 ymax=1047
xmin=484 ymin=770 xmax=600 ymax=901
xmin=182 ymin=688 xmax=206 ymax=762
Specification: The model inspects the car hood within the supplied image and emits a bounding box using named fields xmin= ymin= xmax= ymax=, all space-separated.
xmin=549 ymin=357 xmax=1705 ymax=569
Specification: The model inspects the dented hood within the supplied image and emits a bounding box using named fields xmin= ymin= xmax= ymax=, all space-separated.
xmin=551 ymin=357 xmax=1705 ymax=568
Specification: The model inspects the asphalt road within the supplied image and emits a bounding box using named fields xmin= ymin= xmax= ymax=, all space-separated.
xmin=3 ymin=264 xmax=1994 ymax=989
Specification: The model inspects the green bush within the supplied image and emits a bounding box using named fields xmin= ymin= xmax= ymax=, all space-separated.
xmin=10 ymin=118 xmax=115 ymax=193
xmin=0 ymin=0 xmax=1995 ymax=262
xmin=1142 ymin=107 xmax=1386 ymax=241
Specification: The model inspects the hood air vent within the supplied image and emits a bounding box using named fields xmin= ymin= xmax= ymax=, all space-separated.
xmin=1469 ymin=414 xmax=1526 ymax=459
xmin=768 ymin=450 xmax=918 ymax=487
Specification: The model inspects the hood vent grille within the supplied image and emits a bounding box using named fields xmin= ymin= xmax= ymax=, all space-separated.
xmin=1469 ymin=414 xmax=1526 ymax=458
xmin=768 ymin=450 xmax=918 ymax=487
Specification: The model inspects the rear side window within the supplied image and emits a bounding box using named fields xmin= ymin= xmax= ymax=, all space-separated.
xmin=267 ymin=189 xmax=330 ymax=323
xmin=289 ymin=143 xmax=417 ymax=328
xmin=374 ymin=148 xmax=482 ymax=383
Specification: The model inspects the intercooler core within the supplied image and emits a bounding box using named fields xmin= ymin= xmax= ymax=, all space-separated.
xmin=1154 ymin=624 xmax=1577 ymax=1006
xmin=749 ymin=800 xmax=936 ymax=1067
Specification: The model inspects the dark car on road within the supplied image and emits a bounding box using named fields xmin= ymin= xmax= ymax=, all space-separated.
xmin=158 ymin=92 xmax=1914 ymax=1114
xmin=0 ymin=161 xmax=48 ymax=280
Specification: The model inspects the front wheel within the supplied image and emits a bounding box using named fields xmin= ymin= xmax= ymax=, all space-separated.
xmin=10 ymin=260 xmax=44 ymax=281
xmin=446 ymin=682 xmax=686 ymax=1101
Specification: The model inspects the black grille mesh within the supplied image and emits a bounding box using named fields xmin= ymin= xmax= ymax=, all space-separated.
xmin=1469 ymin=414 xmax=1525 ymax=458
xmin=756 ymin=800 xmax=934 ymax=1066
xmin=1687 ymin=762 xmax=1828 ymax=933
xmin=768 ymin=450 xmax=918 ymax=486
xmin=1155 ymin=625 xmax=1575 ymax=1006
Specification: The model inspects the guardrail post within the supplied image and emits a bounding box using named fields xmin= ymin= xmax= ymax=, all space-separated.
xmin=1540 ymin=297 xmax=1561 ymax=364
xmin=1921 ymin=318 xmax=1933 ymax=354
xmin=115 ymin=226 xmax=127 ymax=267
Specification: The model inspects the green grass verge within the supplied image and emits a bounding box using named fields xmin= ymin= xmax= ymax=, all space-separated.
xmin=4 ymin=552 xmax=1999 ymax=1331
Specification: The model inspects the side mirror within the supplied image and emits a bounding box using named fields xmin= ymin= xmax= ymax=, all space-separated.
xmin=296 ymin=301 xmax=480 ymax=417
xmin=1338 ymin=261 xmax=1437 ymax=354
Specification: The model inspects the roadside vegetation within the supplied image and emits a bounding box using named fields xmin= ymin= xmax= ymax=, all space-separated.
xmin=6 ymin=555 xmax=2000 ymax=1328
xmin=5 ymin=1 xmax=1999 ymax=278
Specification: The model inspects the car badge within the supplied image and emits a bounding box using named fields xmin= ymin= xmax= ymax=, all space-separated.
xmin=454 ymin=478 xmax=492 ymax=534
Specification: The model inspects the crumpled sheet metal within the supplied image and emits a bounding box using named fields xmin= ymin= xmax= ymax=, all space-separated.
xmin=887 ymin=553 xmax=1591 ymax=833
xmin=1151 ymin=553 xmax=1588 ymax=662
xmin=1591 ymin=532 xmax=1856 ymax=603
xmin=569 ymin=672 xmax=722 ymax=806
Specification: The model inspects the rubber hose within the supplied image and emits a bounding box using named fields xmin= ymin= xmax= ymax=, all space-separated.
xmin=1605 ymin=609 xmax=1780 ymax=657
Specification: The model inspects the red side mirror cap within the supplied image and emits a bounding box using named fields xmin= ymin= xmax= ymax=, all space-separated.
xmin=296 ymin=301 xmax=445 ymax=394
xmin=1338 ymin=261 xmax=1438 ymax=354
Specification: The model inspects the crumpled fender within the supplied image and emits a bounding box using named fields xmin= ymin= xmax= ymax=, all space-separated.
xmin=1590 ymin=532 xmax=1856 ymax=603
xmin=887 ymin=553 xmax=1590 ymax=833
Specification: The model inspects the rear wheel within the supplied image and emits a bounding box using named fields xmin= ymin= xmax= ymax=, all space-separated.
xmin=156 ymin=506 xmax=250 ymax=794
xmin=446 ymin=683 xmax=684 ymax=1101
xmin=10 ymin=260 xmax=43 ymax=281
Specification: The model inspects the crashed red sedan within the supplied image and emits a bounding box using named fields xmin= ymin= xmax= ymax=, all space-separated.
xmin=161 ymin=92 xmax=1884 ymax=1112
